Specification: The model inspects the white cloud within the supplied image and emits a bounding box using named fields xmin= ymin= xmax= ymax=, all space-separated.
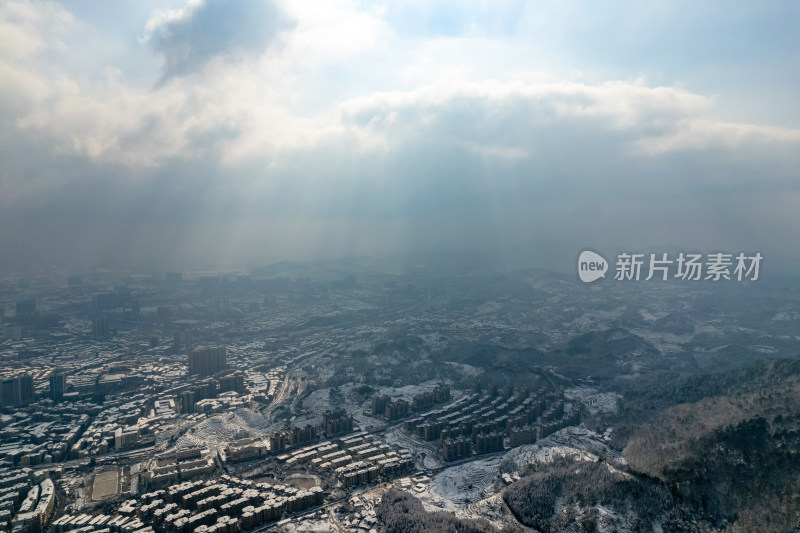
xmin=6 ymin=30 xmax=800 ymax=173
xmin=635 ymin=118 xmax=800 ymax=154
xmin=280 ymin=0 xmax=391 ymax=67
xmin=0 ymin=0 xmax=799 ymax=271
xmin=334 ymin=75 xmax=800 ymax=165
xmin=2 ymin=0 xmax=799 ymax=237
xmin=0 ymin=0 xmax=73 ymax=60
xmin=0 ymin=1 xmax=74 ymax=121
xmin=142 ymin=0 xmax=292 ymax=83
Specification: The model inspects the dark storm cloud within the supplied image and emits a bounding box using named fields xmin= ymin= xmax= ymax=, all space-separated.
xmin=144 ymin=0 xmax=292 ymax=83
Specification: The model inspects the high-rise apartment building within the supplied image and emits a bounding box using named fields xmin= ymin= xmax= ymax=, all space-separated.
xmin=188 ymin=346 xmax=227 ymax=376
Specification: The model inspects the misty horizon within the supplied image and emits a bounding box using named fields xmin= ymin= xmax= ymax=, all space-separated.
xmin=1 ymin=1 xmax=799 ymax=275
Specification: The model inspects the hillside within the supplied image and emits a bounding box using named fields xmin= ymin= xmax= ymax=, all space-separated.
xmin=621 ymin=358 xmax=800 ymax=531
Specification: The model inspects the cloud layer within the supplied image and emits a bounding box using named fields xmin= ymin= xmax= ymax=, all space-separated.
xmin=1 ymin=0 xmax=799 ymax=274
xmin=143 ymin=0 xmax=292 ymax=83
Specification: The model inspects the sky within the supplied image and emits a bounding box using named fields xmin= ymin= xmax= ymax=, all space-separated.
xmin=1 ymin=0 xmax=799 ymax=274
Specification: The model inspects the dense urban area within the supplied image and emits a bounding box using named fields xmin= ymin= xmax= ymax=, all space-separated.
xmin=1 ymin=254 xmax=799 ymax=532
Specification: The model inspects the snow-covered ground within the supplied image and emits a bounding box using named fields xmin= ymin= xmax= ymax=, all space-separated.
xmin=629 ymin=328 xmax=694 ymax=354
xmin=408 ymin=425 xmax=622 ymax=526
xmin=174 ymin=408 xmax=279 ymax=451
xmin=292 ymin=383 xmax=386 ymax=432
xmin=565 ymin=387 xmax=621 ymax=415
xmin=279 ymin=514 xmax=344 ymax=532
xmin=565 ymin=308 xmax=625 ymax=332
xmin=376 ymin=380 xmax=452 ymax=402
xmin=382 ymin=426 xmax=442 ymax=470
xmin=429 ymin=456 xmax=503 ymax=505
xmin=443 ymin=361 xmax=483 ymax=378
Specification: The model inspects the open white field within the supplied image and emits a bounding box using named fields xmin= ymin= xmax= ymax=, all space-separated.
xmin=92 ymin=469 xmax=120 ymax=501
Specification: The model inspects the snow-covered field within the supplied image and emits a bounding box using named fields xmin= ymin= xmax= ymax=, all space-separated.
xmin=292 ymin=383 xmax=385 ymax=431
xmin=376 ymin=380 xmax=452 ymax=402
xmin=443 ymin=361 xmax=483 ymax=378
xmin=629 ymin=328 xmax=694 ymax=354
xmin=565 ymin=387 xmax=621 ymax=415
xmin=566 ymin=308 xmax=624 ymax=332
xmin=175 ymin=408 xmax=280 ymax=451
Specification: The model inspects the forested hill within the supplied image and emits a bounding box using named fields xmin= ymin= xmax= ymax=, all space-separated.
xmin=621 ymin=358 xmax=800 ymax=531
xmin=496 ymin=359 xmax=800 ymax=532
xmin=612 ymin=357 xmax=800 ymax=430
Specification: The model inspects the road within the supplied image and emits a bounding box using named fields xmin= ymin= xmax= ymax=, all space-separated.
xmin=261 ymin=373 xmax=293 ymax=416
